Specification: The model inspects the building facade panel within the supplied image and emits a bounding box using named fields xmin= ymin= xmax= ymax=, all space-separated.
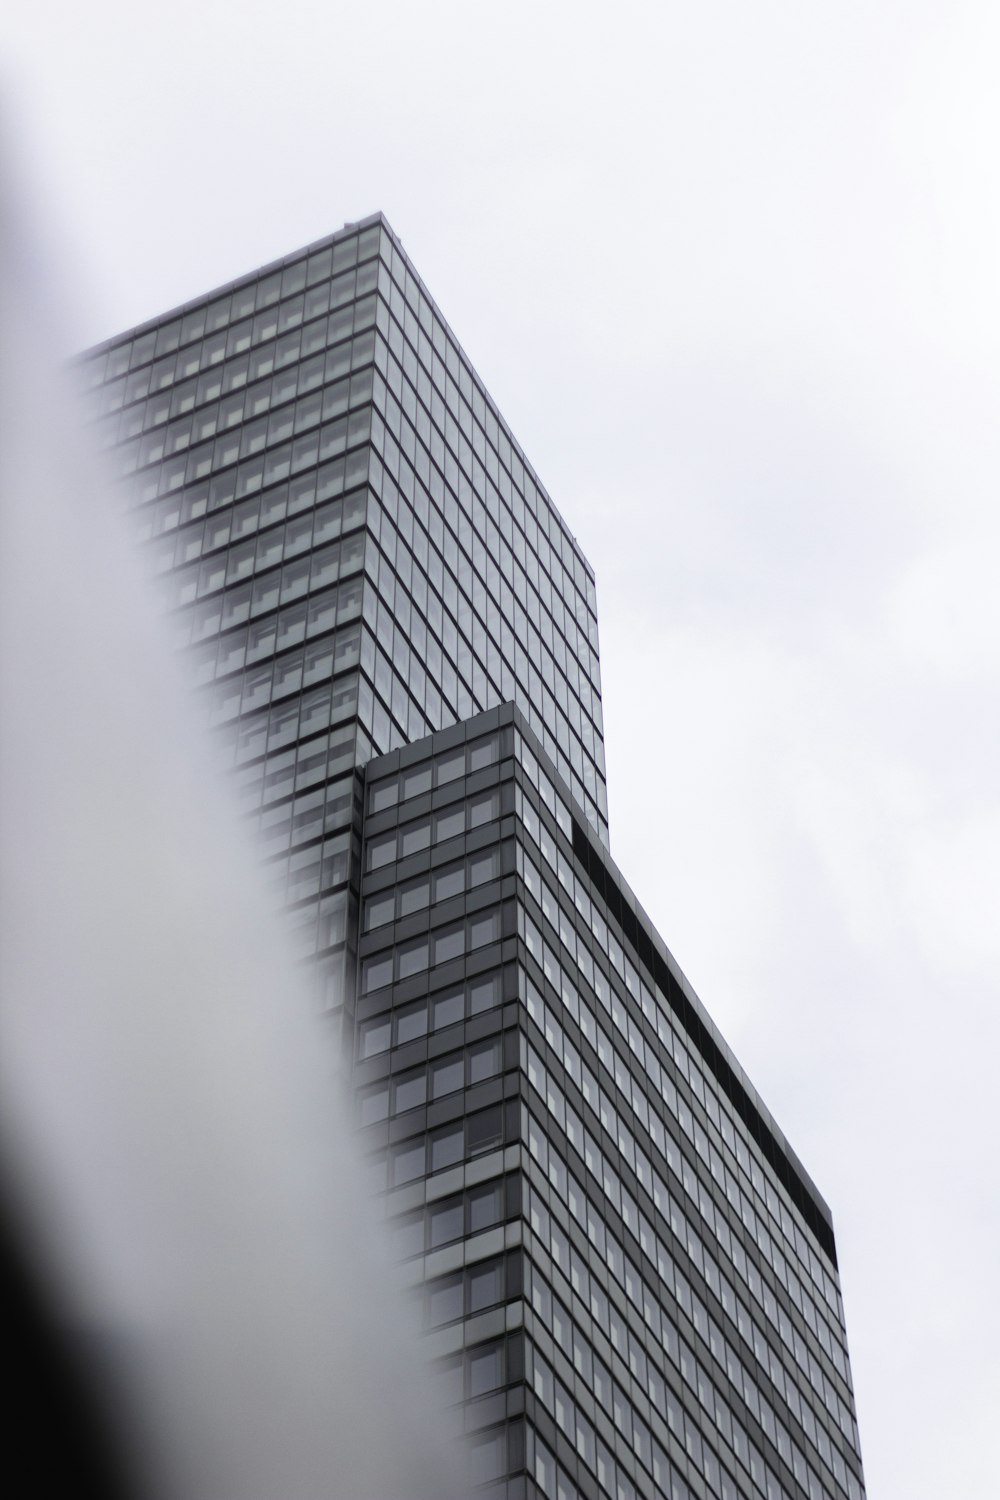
xmin=80 ymin=217 xmax=865 ymax=1500
xmin=356 ymin=705 xmax=864 ymax=1500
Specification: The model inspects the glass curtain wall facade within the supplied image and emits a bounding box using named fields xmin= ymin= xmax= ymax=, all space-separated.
xmin=80 ymin=212 xmax=608 ymax=1023
xmin=80 ymin=215 xmax=865 ymax=1500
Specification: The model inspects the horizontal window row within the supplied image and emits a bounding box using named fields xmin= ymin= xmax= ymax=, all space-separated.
xmin=279 ymin=889 xmax=349 ymax=961
xmin=210 ymin=674 xmax=359 ymax=770
xmin=436 ymin=1336 xmax=508 ymax=1408
xmin=161 ymin=523 xmax=364 ymax=615
xmin=203 ymin=628 xmax=360 ymax=726
xmin=190 ymin=612 xmax=360 ymax=696
xmin=254 ymin=773 xmax=354 ymax=859
xmin=356 ymin=971 xmax=502 ymax=1060
xmin=233 ymin=721 xmax=356 ymax=817
xmin=257 ymin=831 xmax=350 ymax=913
xmin=125 ymin=397 xmax=372 ymax=512
xmin=83 ymin=226 xmax=380 ymax=388
xmin=99 ymin=296 xmax=378 ymax=419
xmin=114 ymin=364 xmax=375 ymax=491
xmin=109 ymin=329 xmax=377 ymax=473
xmin=365 ymin=788 xmax=500 ymax=873
xmin=371 ymin=1103 xmax=506 ymax=1189
xmin=174 ymin=578 xmax=362 ymax=676
xmin=425 ymin=1254 xmax=506 ymax=1329
xmin=387 ymin=1178 xmax=506 ymax=1261
xmin=363 ymin=844 xmax=501 ymax=931
xmin=141 ymin=476 xmax=364 ymax=571
xmin=367 ymin=733 xmax=498 ymax=814
xmin=171 ymin=575 xmax=362 ymax=669
xmin=356 ymin=1034 xmax=503 ymax=1125
xmin=361 ymin=907 xmax=502 ymax=995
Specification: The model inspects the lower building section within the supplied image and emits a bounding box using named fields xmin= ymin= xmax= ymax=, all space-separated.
xmin=351 ymin=704 xmax=866 ymax=1500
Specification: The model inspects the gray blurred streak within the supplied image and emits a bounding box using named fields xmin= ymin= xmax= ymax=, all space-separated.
xmin=0 ymin=151 xmax=466 ymax=1500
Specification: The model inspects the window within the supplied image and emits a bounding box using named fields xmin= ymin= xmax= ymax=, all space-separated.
xmin=433 ymin=924 xmax=464 ymax=965
xmin=430 ymin=1123 xmax=463 ymax=1171
xmin=362 ymin=953 xmax=392 ymax=993
xmin=391 ymin=1139 xmax=425 ymax=1185
xmin=393 ymin=1069 xmax=426 ymax=1113
xmin=433 ymin=991 xmax=464 ymax=1030
xmin=428 ymin=1274 xmax=463 ymax=1327
xmin=397 ymin=938 xmax=428 ymax=980
xmin=469 ymin=847 xmax=499 ymax=886
xmin=394 ymin=1001 xmax=427 ymax=1045
xmin=399 ymin=818 xmax=430 ymax=857
xmin=467 ymin=1106 xmax=503 ymax=1155
xmin=402 ymin=765 xmax=432 ymax=799
xmin=357 ymin=1081 xmax=388 ymax=1126
xmin=468 ymin=1342 xmax=503 ymax=1398
xmin=434 ymin=806 xmax=464 ymax=843
xmin=469 ymin=909 xmax=500 ymax=949
xmin=366 ymin=833 xmax=395 ymax=871
xmin=398 ymin=876 xmax=429 ymax=916
xmin=468 ymin=791 xmax=499 ymax=829
xmin=467 ymin=1258 xmax=503 ymax=1313
xmin=429 ymin=1197 xmax=463 ymax=1248
xmin=433 ymin=863 xmax=464 ymax=902
xmin=468 ymin=1181 xmax=503 ymax=1234
xmin=469 ymin=974 xmax=501 ymax=1015
xmin=468 ymin=1039 xmax=501 ymax=1086
xmin=432 ymin=1054 xmax=464 ymax=1099
xmin=359 ymin=888 xmax=389 ymax=924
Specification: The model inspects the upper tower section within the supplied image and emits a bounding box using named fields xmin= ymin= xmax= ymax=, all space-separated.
xmin=79 ymin=213 xmax=610 ymax=848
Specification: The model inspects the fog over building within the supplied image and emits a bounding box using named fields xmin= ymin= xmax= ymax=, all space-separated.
xmin=81 ymin=212 xmax=866 ymax=1500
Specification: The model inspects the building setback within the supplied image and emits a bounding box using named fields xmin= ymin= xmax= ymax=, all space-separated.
xmin=81 ymin=213 xmax=866 ymax=1500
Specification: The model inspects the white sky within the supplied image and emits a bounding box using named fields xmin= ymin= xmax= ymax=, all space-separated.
xmin=5 ymin=4 xmax=999 ymax=1496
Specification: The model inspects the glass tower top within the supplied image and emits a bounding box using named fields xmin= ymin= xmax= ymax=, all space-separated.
xmin=81 ymin=211 xmax=609 ymax=849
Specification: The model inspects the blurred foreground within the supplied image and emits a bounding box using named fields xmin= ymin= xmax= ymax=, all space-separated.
xmin=0 ymin=156 xmax=465 ymax=1500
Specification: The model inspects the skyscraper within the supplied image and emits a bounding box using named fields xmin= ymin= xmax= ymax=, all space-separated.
xmin=80 ymin=213 xmax=866 ymax=1500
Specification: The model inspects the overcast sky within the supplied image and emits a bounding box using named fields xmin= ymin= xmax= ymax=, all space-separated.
xmin=5 ymin=4 xmax=999 ymax=1497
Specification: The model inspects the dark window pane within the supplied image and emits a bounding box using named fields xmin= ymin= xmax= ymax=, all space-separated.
xmin=467 ymin=1106 xmax=503 ymax=1156
xmin=428 ymin=1274 xmax=463 ymax=1327
xmin=433 ymin=924 xmax=464 ymax=965
xmin=395 ymin=1001 xmax=427 ymax=1045
xmin=432 ymin=992 xmax=464 ymax=1030
xmin=393 ymin=1069 xmax=427 ymax=1113
xmin=468 ymin=1342 xmax=503 ymax=1398
xmin=430 ymin=1124 xmax=463 ymax=1171
xmin=467 ymin=1258 xmax=503 ymax=1313
xmin=432 ymin=1054 xmax=464 ymax=1099
xmin=468 ymin=1181 xmax=503 ymax=1234
xmin=398 ymin=877 xmax=429 ymax=916
xmin=429 ymin=1197 xmax=463 ymax=1248
xmin=433 ymin=863 xmax=464 ymax=901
